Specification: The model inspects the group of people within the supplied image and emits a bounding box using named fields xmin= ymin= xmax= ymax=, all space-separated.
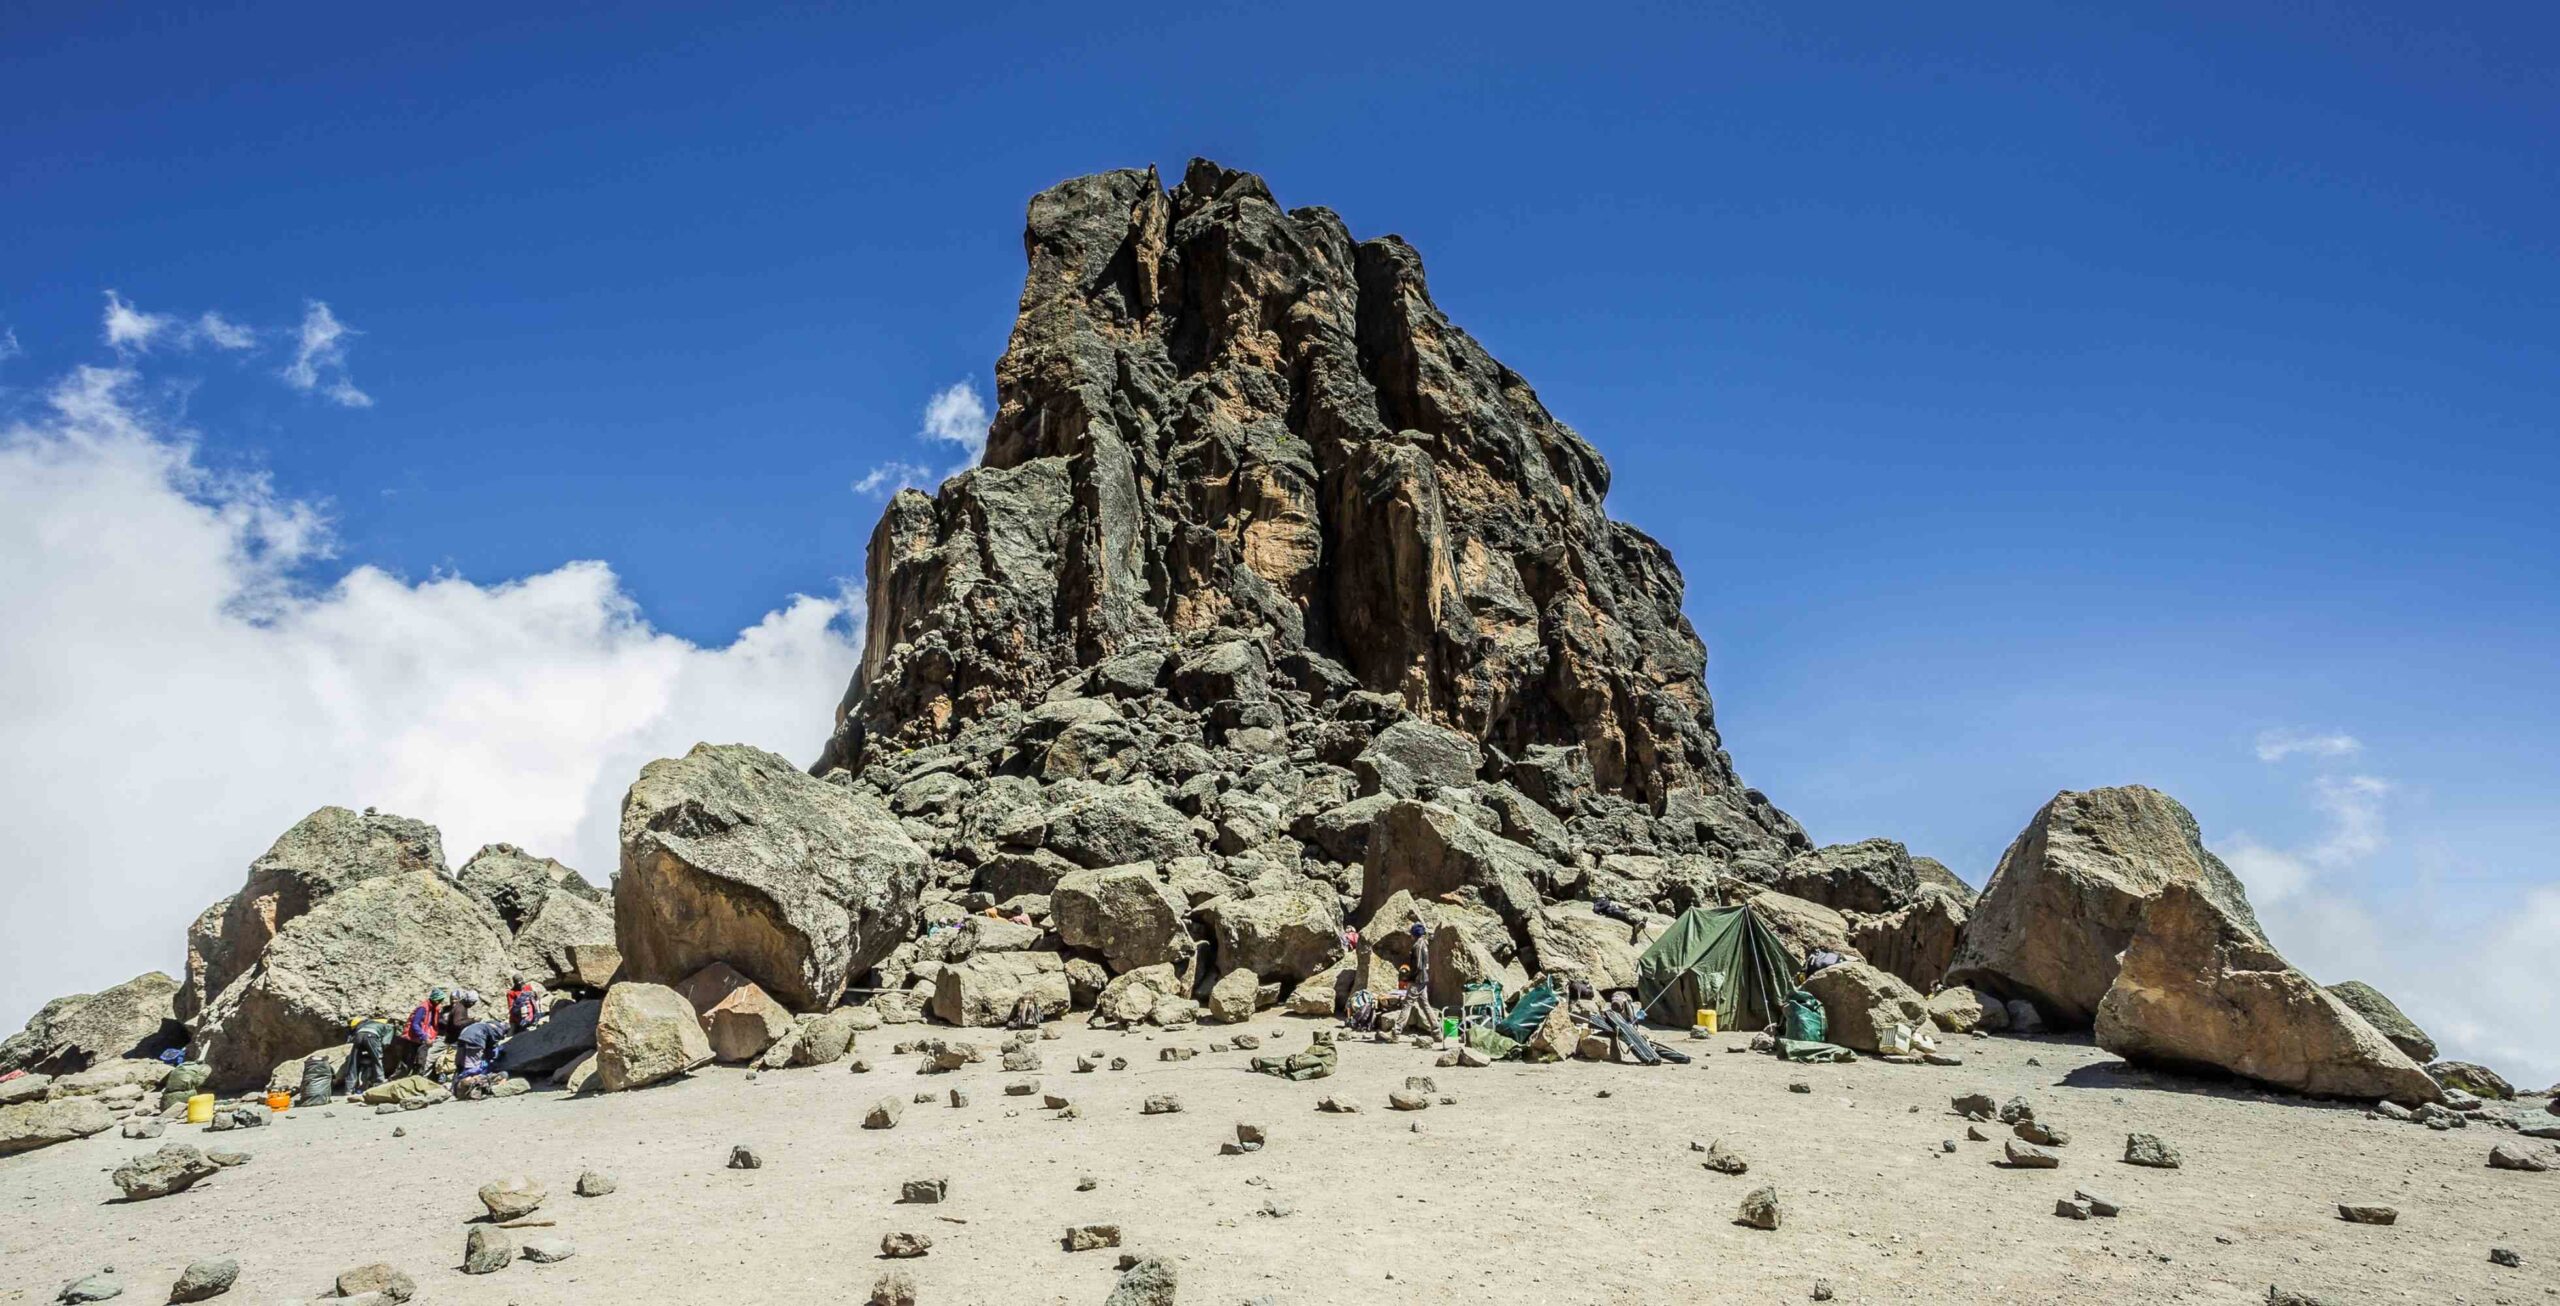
xmin=339 ymin=974 xmax=549 ymax=1099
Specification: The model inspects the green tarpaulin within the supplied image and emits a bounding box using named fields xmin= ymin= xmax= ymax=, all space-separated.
xmin=1633 ymin=904 xmax=1798 ymax=1032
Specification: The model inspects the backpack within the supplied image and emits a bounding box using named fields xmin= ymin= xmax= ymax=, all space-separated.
xmin=1347 ymin=989 xmax=1376 ymax=1029
xmin=298 ymin=1056 xmax=336 ymax=1105
xmin=510 ymin=988 xmax=540 ymax=1029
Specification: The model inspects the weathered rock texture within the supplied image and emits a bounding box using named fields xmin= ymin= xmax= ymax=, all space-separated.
xmin=815 ymin=158 xmax=1802 ymax=856
xmin=0 ymin=971 xmax=183 ymax=1075
xmin=2324 ymin=981 xmax=2436 ymax=1064
xmin=1947 ymin=786 xmax=2262 ymax=1028
xmin=2095 ymin=882 xmax=2443 ymax=1105
xmin=617 ymin=743 xmax=931 ymax=1011
xmin=179 ymin=806 xmax=447 ymax=1023
xmin=190 ymin=871 xmax=514 ymax=1089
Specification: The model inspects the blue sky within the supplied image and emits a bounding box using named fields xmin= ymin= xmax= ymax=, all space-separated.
xmin=3 ymin=4 xmax=2554 ymax=1080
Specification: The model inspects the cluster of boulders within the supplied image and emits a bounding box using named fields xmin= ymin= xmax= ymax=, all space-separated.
xmin=1 ymin=158 xmax=2530 ymax=1167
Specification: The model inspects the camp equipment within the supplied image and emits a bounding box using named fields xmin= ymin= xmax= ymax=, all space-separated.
xmin=1459 ymin=981 xmax=1505 ymax=1031
xmin=1496 ymin=978 xmax=1562 ymax=1042
xmin=1783 ymin=988 xmax=1827 ymax=1042
xmin=1634 ymin=905 xmax=1798 ymax=1032
xmin=185 ymin=1093 xmax=215 ymax=1124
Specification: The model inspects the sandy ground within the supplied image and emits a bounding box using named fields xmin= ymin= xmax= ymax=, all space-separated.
xmin=2 ymin=1022 xmax=2552 ymax=1305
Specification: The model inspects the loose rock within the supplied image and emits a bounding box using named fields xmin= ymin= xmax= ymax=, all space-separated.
xmin=167 ymin=1257 xmax=237 ymax=1303
xmin=477 ymin=1176 xmax=546 ymax=1221
xmin=2122 ymin=1133 xmax=2182 ymax=1168
xmin=879 ymin=1232 xmax=932 ymax=1258
xmin=462 ymin=1225 xmax=511 ymax=1275
xmin=1735 ymin=1185 xmax=1782 ymax=1230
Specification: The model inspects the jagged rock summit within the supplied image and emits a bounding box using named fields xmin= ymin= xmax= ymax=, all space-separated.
xmin=819 ymin=158 xmax=1802 ymax=861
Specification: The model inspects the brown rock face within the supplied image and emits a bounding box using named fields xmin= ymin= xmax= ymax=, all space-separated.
xmin=816 ymin=159 xmax=1802 ymax=858
xmin=2094 ymin=882 xmax=2443 ymax=1105
xmin=1945 ymin=786 xmax=2263 ymax=1028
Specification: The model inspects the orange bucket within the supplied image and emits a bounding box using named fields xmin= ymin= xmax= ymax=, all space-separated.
xmin=264 ymin=1091 xmax=293 ymax=1113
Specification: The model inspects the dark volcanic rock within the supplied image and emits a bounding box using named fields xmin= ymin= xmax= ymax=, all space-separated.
xmin=814 ymin=159 xmax=1805 ymax=861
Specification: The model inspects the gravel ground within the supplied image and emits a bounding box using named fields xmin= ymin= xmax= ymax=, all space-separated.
xmin=2 ymin=1022 xmax=2550 ymax=1304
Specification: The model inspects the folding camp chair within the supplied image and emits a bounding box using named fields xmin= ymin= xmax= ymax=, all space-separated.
xmin=1458 ymin=980 xmax=1504 ymax=1031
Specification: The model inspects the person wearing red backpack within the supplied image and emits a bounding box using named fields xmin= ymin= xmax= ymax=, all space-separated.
xmin=398 ymin=988 xmax=444 ymax=1077
xmin=504 ymin=975 xmax=544 ymax=1033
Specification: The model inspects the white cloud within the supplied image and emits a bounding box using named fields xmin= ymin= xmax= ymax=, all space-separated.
xmin=282 ymin=301 xmax=372 ymax=407
xmin=103 ymin=291 xmax=174 ymax=351
xmin=852 ymin=380 xmax=990 ymax=498
xmin=2254 ymin=728 xmax=2363 ymax=763
xmin=920 ymin=380 xmax=989 ymax=462
xmin=852 ymin=461 xmax=931 ymax=497
xmin=192 ymin=311 xmax=257 ymax=351
xmin=0 ymin=364 xmax=861 ymax=1034
xmin=2217 ymin=747 xmax=2556 ymax=1086
xmin=0 ymin=327 xmax=22 ymax=363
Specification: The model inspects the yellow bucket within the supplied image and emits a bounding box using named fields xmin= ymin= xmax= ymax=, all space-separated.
xmin=185 ymin=1093 xmax=215 ymax=1124
xmin=1694 ymin=1009 xmax=1719 ymax=1035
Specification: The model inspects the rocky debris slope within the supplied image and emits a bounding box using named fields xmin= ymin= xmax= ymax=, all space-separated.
xmin=788 ymin=159 xmax=1927 ymax=1031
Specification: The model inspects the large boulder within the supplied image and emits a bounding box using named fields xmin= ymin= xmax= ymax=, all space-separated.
xmin=593 ymin=982 xmax=713 ymax=1092
xmin=2094 ymin=882 xmax=2442 ymax=1105
xmin=455 ymin=843 xmax=602 ymax=933
xmin=1040 ymin=781 xmax=1196 ymax=869
xmin=1923 ymin=986 xmax=2009 ymax=1034
xmin=1847 ymin=890 xmax=1970 ymax=993
xmin=1292 ymin=794 xmax=1399 ymax=865
xmin=1352 ymin=718 xmax=1483 ymax=798
xmin=1746 ymin=890 xmax=1858 ymax=968
xmin=0 ymin=1095 xmax=115 ymax=1156
xmin=1356 ymin=801 xmax=1547 ymax=945
xmin=494 ymin=999 xmax=601 ymax=1077
xmin=1764 ymin=839 xmax=1923 ymax=915
xmin=511 ymin=890 xmax=622 ymax=992
xmin=0 ymin=972 xmax=183 ymax=1075
xmin=180 ymin=806 xmax=448 ymax=1021
xmin=674 ymin=965 xmax=793 ymax=1064
xmin=190 ymin=870 xmax=514 ymax=1090
xmin=1199 ymin=885 xmax=1343 ymax=981
xmin=932 ymin=952 xmax=1070 ymax=1027
xmin=1093 ymin=964 xmax=1188 ymax=1026
xmin=2324 ymin=981 xmax=2436 ymax=1063
xmin=1524 ymin=905 xmax=1645 ymax=993
xmin=1946 ymin=786 xmax=2263 ymax=1028
xmin=1801 ymin=962 xmax=1931 ymax=1054
xmin=617 ymin=743 xmax=930 ymax=1012
xmin=1051 ymin=864 xmax=1192 ymax=974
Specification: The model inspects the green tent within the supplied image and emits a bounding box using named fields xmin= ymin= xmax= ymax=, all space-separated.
xmin=1633 ymin=904 xmax=1798 ymax=1031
